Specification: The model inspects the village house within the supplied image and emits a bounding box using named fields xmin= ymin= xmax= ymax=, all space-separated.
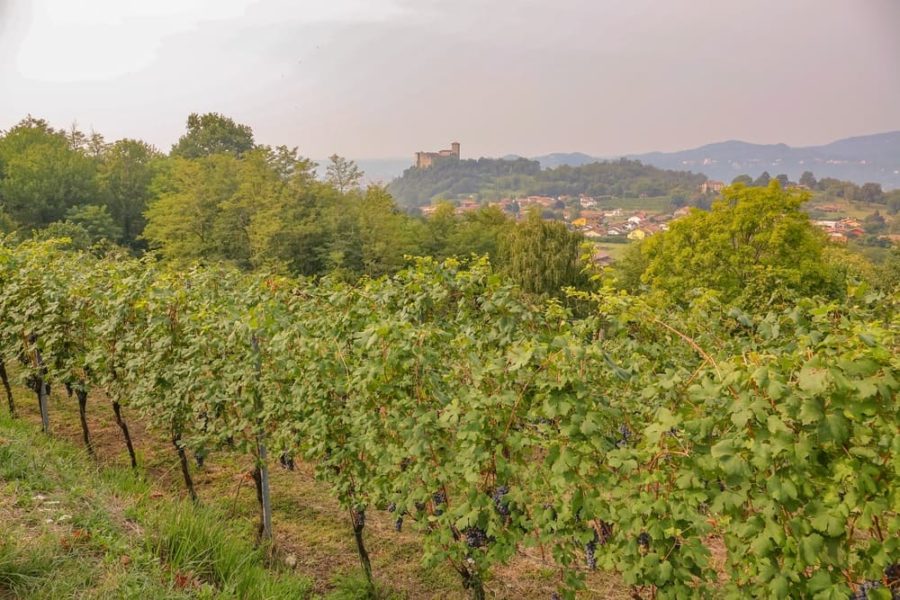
xmin=699 ymin=180 xmax=726 ymax=194
xmin=455 ymin=198 xmax=480 ymax=214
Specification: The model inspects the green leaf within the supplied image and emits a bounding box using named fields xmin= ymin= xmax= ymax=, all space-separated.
xmin=798 ymin=365 xmax=828 ymax=394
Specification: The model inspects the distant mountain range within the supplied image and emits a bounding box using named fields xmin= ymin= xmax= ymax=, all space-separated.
xmin=533 ymin=131 xmax=900 ymax=189
xmin=332 ymin=131 xmax=900 ymax=190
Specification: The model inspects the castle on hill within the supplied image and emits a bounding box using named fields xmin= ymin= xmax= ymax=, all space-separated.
xmin=415 ymin=142 xmax=460 ymax=169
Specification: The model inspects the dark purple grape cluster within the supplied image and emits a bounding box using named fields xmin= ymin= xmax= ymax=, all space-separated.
xmin=279 ymin=453 xmax=295 ymax=471
xmin=387 ymin=502 xmax=396 ymax=513
xmin=615 ymin=424 xmax=632 ymax=448
xmin=492 ymin=485 xmax=510 ymax=517
xmin=851 ymin=580 xmax=882 ymax=600
xmin=433 ymin=491 xmax=446 ymax=515
xmin=395 ymin=516 xmax=404 ymax=532
xmin=585 ymin=530 xmax=598 ymax=571
xmin=597 ymin=521 xmax=613 ymax=545
xmin=637 ymin=532 xmax=651 ymax=547
xmin=465 ymin=527 xmax=489 ymax=548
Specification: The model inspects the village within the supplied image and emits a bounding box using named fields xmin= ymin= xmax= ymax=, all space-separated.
xmin=418 ymin=180 xmax=898 ymax=266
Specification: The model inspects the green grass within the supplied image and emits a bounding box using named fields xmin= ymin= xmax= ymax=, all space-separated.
xmin=149 ymin=502 xmax=310 ymax=600
xmin=324 ymin=571 xmax=405 ymax=600
xmin=0 ymin=411 xmax=313 ymax=599
xmin=592 ymin=242 xmax=630 ymax=260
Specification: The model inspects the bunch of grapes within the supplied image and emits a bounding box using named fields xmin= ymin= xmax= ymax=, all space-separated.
xmin=637 ymin=531 xmax=651 ymax=555
xmin=387 ymin=502 xmax=397 ymax=513
xmin=279 ymin=453 xmax=295 ymax=471
xmin=465 ymin=527 xmax=489 ymax=548
xmin=433 ymin=491 xmax=446 ymax=516
xmin=615 ymin=424 xmax=632 ymax=448
xmin=597 ymin=520 xmax=613 ymax=545
xmin=584 ymin=531 xmax=598 ymax=571
xmin=851 ymin=580 xmax=883 ymax=600
xmin=395 ymin=515 xmax=404 ymax=532
xmin=492 ymin=485 xmax=510 ymax=517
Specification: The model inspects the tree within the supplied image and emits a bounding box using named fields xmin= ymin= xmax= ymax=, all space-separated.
xmin=752 ymin=171 xmax=771 ymax=187
xmin=97 ymin=139 xmax=161 ymax=247
xmin=799 ymin=171 xmax=816 ymax=188
xmin=775 ymin=173 xmax=789 ymax=188
xmin=886 ymin=190 xmax=900 ymax=215
xmin=499 ymin=207 xmax=587 ymax=297
xmin=0 ymin=117 xmax=98 ymax=228
xmin=143 ymin=155 xmax=241 ymax=261
xmin=859 ymin=182 xmax=884 ymax=204
xmin=64 ymin=204 xmax=122 ymax=242
xmin=325 ymin=154 xmax=363 ymax=194
xmin=636 ymin=181 xmax=840 ymax=306
xmin=731 ymin=174 xmax=753 ymax=186
xmin=31 ymin=221 xmax=92 ymax=250
xmin=862 ymin=211 xmax=887 ymax=234
xmin=170 ymin=112 xmax=255 ymax=159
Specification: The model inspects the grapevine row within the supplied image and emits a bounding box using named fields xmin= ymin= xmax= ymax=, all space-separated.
xmin=0 ymin=239 xmax=897 ymax=599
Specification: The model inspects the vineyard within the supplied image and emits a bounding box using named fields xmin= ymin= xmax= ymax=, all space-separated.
xmin=0 ymin=239 xmax=898 ymax=599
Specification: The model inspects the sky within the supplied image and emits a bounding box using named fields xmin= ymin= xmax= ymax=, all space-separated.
xmin=1 ymin=0 xmax=899 ymax=160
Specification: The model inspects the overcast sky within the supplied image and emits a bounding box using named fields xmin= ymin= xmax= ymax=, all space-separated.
xmin=1 ymin=0 xmax=898 ymax=159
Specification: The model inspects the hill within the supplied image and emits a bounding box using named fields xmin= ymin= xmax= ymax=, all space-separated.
xmin=387 ymin=157 xmax=704 ymax=208
xmin=628 ymin=131 xmax=900 ymax=189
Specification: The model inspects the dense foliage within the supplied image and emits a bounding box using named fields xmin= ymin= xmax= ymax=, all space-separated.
xmin=388 ymin=157 xmax=705 ymax=208
xmin=1 ymin=240 xmax=896 ymax=599
xmin=0 ymin=114 xmax=589 ymax=295
xmin=613 ymin=182 xmax=900 ymax=308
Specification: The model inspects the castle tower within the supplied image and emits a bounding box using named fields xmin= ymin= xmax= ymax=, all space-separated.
xmin=451 ymin=142 xmax=460 ymax=158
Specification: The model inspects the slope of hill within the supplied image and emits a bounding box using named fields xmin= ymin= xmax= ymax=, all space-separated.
xmin=387 ymin=157 xmax=704 ymax=208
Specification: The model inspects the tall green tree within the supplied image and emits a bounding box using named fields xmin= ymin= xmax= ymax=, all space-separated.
xmin=97 ymin=139 xmax=161 ymax=246
xmin=170 ymin=112 xmax=255 ymax=159
xmin=752 ymin=171 xmax=771 ymax=187
xmin=143 ymin=155 xmax=241 ymax=261
xmin=64 ymin=204 xmax=122 ymax=242
xmin=859 ymin=182 xmax=884 ymax=204
xmin=798 ymin=170 xmax=816 ymax=188
xmin=499 ymin=207 xmax=587 ymax=297
xmin=0 ymin=117 xmax=98 ymax=229
xmin=325 ymin=154 xmax=363 ymax=194
xmin=636 ymin=181 xmax=839 ymax=306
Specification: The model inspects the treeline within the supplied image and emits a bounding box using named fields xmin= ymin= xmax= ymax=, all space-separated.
xmin=388 ymin=157 xmax=706 ymax=208
xmin=0 ymin=114 xmax=586 ymax=293
xmin=731 ymin=170 xmax=900 ymax=213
